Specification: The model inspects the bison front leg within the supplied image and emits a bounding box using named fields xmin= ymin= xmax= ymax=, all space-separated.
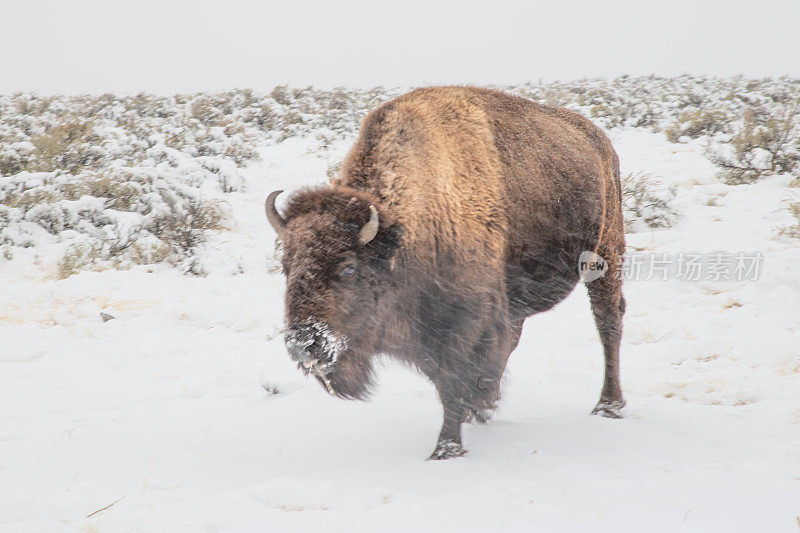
xmin=426 ymin=362 xmax=477 ymax=460
xmin=430 ymin=389 xmax=469 ymax=460
xmin=586 ymin=254 xmax=626 ymax=418
xmin=426 ymin=325 xmax=514 ymax=460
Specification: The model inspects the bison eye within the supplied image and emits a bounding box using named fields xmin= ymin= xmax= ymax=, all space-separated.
xmin=339 ymin=265 xmax=356 ymax=278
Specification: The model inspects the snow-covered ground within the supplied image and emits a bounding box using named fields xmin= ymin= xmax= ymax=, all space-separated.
xmin=2 ymin=129 xmax=800 ymax=532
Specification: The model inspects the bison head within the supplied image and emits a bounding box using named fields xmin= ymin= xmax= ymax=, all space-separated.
xmin=266 ymin=187 xmax=403 ymax=399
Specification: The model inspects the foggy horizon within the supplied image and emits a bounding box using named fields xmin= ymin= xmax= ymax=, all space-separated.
xmin=3 ymin=0 xmax=799 ymax=95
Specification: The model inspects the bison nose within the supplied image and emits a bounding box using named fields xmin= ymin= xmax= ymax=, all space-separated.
xmin=288 ymin=340 xmax=316 ymax=363
xmin=285 ymin=329 xmax=322 ymax=363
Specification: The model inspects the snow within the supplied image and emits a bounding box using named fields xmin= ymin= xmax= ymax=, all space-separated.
xmin=2 ymin=127 xmax=800 ymax=531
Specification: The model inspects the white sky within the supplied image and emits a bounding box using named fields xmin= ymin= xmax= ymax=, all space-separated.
xmin=2 ymin=0 xmax=799 ymax=94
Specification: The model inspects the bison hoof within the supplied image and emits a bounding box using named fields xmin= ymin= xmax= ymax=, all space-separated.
xmin=428 ymin=441 xmax=468 ymax=461
xmin=591 ymin=398 xmax=626 ymax=419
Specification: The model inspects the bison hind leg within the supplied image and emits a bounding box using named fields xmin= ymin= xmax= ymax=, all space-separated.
xmin=586 ymin=247 xmax=626 ymax=418
xmin=591 ymin=397 xmax=626 ymax=418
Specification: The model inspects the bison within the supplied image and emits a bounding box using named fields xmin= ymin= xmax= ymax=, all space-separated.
xmin=266 ymin=86 xmax=626 ymax=460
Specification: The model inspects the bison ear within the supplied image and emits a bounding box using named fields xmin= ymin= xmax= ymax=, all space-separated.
xmin=368 ymin=223 xmax=403 ymax=261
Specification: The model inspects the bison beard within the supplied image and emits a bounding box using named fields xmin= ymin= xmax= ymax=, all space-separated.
xmin=266 ymin=86 xmax=627 ymax=460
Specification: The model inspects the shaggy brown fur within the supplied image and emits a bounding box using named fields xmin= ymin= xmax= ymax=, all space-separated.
xmin=272 ymin=86 xmax=626 ymax=460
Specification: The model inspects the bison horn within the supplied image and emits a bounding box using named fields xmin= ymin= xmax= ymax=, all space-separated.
xmin=265 ymin=190 xmax=286 ymax=237
xmin=358 ymin=205 xmax=380 ymax=245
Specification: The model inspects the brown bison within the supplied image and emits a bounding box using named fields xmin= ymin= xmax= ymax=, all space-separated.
xmin=265 ymin=86 xmax=626 ymax=460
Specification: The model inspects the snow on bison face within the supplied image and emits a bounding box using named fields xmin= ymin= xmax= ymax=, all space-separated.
xmin=266 ymin=189 xmax=402 ymax=399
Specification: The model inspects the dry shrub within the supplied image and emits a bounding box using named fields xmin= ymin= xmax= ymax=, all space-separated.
xmin=53 ymin=197 xmax=231 ymax=278
xmin=326 ymin=160 xmax=342 ymax=180
xmin=621 ymin=171 xmax=679 ymax=230
xmin=710 ymin=106 xmax=800 ymax=184
xmin=66 ymin=173 xmax=145 ymax=211
xmin=665 ymin=108 xmax=729 ymax=142
xmin=149 ymin=197 xmax=230 ymax=254
xmin=30 ymin=121 xmax=103 ymax=173
xmin=130 ymin=240 xmax=173 ymax=265
xmin=2 ymin=189 xmax=60 ymax=210
xmin=779 ymin=202 xmax=800 ymax=239
xmin=57 ymin=243 xmax=103 ymax=279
